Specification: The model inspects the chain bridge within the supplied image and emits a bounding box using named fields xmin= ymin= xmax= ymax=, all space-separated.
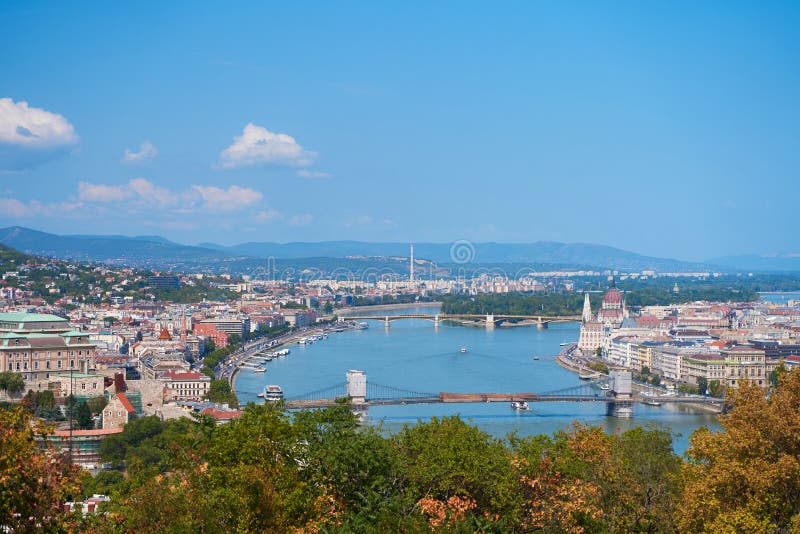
xmin=283 ymin=370 xmax=725 ymax=417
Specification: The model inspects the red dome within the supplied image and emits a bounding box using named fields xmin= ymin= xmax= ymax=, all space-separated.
xmin=603 ymin=288 xmax=623 ymax=305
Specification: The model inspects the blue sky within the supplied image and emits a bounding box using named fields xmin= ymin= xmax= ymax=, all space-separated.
xmin=1 ymin=1 xmax=799 ymax=261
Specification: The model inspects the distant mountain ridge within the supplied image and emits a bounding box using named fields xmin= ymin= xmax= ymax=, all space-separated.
xmin=0 ymin=225 xmax=780 ymax=273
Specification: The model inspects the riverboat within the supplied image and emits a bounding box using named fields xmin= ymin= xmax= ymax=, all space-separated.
xmin=263 ymin=385 xmax=284 ymax=402
xmin=578 ymin=372 xmax=600 ymax=380
xmin=511 ymin=401 xmax=530 ymax=410
xmin=643 ymin=399 xmax=662 ymax=407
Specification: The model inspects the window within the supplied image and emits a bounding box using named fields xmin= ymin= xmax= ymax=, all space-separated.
xmin=46 ymin=361 xmax=50 ymax=369
xmin=57 ymin=361 xmax=62 ymax=369
xmin=70 ymin=360 xmax=74 ymax=368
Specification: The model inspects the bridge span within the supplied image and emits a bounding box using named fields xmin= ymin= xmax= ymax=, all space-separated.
xmin=282 ymin=370 xmax=725 ymax=417
xmin=342 ymin=313 xmax=582 ymax=329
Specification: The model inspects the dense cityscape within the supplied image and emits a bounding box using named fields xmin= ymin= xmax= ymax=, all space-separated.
xmin=4 ymin=2 xmax=800 ymax=532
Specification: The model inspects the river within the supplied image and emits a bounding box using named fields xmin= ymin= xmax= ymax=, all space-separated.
xmin=235 ymin=305 xmax=719 ymax=454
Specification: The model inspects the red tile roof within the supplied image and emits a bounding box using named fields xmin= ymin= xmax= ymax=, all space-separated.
xmin=116 ymin=393 xmax=135 ymax=413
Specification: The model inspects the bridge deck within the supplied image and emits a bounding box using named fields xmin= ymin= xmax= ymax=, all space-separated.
xmin=284 ymin=393 xmax=724 ymax=409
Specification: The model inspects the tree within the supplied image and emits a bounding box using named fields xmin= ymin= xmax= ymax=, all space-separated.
xmin=323 ymin=301 xmax=334 ymax=314
xmin=697 ymin=377 xmax=708 ymax=396
xmin=205 ymin=380 xmax=239 ymax=408
xmin=76 ymin=401 xmax=93 ymax=430
xmin=679 ymin=369 xmax=800 ymax=531
xmin=0 ymin=406 xmax=82 ymax=531
xmin=0 ymin=372 xmax=25 ymax=396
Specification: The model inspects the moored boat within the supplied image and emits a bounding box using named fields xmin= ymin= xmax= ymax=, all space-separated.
xmin=264 ymin=385 xmax=284 ymax=402
xmin=511 ymin=401 xmax=530 ymax=410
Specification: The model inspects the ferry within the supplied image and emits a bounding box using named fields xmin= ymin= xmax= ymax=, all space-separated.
xmin=263 ymin=385 xmax=284 ymax=402
xmin=511 ymin=401 xmax=530 ymax=410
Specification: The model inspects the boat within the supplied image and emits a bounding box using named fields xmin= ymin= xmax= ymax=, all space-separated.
xmin=559 ymin=342 xmax=570 ymax=347
xmin=578 ymin=372 xmax=599 ymax=380
xmin=298 ymin=338 xmax=307 ymax=345
xmin=511 ymin=401 xmax=530 ymax=410
xmin=253 ymin=368 xmax=266 ymax=374
xmin=532 ymin=356 xmax=540 ymax=361
xmin=643 ymin=399 xmax=662 ymax=407
xmin=460 ymin=347 xmax=467 ymax=353
xmin=599 ymin=383 xmax=610 ymax=391
xmin=355 ymin=322 xmax=369 ymax=330
xmin=263 ymin=385 xmax=284 ymax=402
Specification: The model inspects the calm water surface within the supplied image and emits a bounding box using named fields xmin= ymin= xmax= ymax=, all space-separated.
xmin=235 ymin=306 xmax=719 ymax=454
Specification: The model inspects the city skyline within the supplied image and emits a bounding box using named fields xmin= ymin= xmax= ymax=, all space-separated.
xmin=2 ymin=2 xmax=800 ymax=261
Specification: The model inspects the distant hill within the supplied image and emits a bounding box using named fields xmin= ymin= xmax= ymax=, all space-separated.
xmin=0 ymin=225 xmax=725 ymax=273
xmin=0 ymin=226 xmax=233 ymax=268
xmin=207 ymin=240 xmax=713 ymax=273
xmin=707 ymin=254 xmax=800 ymax=273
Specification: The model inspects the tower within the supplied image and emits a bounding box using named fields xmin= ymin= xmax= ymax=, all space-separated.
xmin=410 ymin=243 xmax=415 ymax=285
xmin=582 ymin=292 xmax=592 ymax=323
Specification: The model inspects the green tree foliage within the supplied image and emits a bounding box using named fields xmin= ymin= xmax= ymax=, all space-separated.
xmin=205 ymin=379 xmax=239 ymax=408
xmin=76 ymin=401 xmax=93 ymax=430
xmin=0 ymin=372 xmax=25 ymax=395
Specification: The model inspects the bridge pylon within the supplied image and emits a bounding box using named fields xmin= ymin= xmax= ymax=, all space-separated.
xmin=434 ymin=314 xmax=440 ymax=328
xmin=606 ymin=370 xmax=634 ymax=418
xmin=486 ymin=314 xmax=495 ymax=329
xmin=536 ymin=317 xmax=549 ymax=330
xmin=384 ymin=316 xmax=390 ymax=329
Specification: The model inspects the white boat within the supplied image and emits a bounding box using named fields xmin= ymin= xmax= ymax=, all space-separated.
xmin=599 ymin=383 xmax=610 ymax=391
xmin=355 ymin=322 xmax=369 ymax=330
xmin=460 ymin=347 xmax=467 ymax=353
xmin=263 ymin=385 xmax=284 ymax=402
xmin=532 ymin=356 xmax=540 ymax=361
xmin=578 ymin=372 xmax=599 ymax=380
xmin=511 ymin=401 xmax=530 ymax=410
xmin=298 ymin=338 xmax=307 ymax=345
xmin=253 ymin=368 xmax=266 ymax=374
xmin=643 ymin=399 xmax=662 ymax=407
xmin=559 ymin=342 xmax=570 ymax=347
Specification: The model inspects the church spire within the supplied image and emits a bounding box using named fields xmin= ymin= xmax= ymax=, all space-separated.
xmin=582 ymin=292 xmax=592 ymax=323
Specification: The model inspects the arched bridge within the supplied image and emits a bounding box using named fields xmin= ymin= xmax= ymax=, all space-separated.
xmin=343 ymin=313 xmax=582 ymax=329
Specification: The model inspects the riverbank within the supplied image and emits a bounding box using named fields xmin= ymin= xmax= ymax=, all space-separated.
xmin=230 ymin=322 xmax=360 ymax=390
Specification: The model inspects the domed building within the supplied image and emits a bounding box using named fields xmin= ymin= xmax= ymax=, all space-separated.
xmin=578 ymin=283 xmax=628 ymax=353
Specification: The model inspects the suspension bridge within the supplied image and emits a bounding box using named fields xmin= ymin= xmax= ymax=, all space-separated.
xmin=283 ymin=370 xmax=725 ymax=417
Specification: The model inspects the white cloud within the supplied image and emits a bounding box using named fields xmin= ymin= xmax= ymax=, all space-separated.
xmin=0 ymin=98 xmax=79 ymax=170
xmin=297 ymin=169 xmax=330 ymax=179
xmin=255 ymin=209 xmax=282 ymax=222
xmin=0 ymin=98 xmax=78 ymax=148
xmin=289 ymin=213 xmax=313 ymax=226
xmin=191 ymin=185 xmax=263 ymax=211
xmin=0 ymin=197 xmax=33 ymax=217
xmin=78 ymin=178 xmax=185 ymax=208
xmin=78 ymin=181 xmax=134 ymax=203
xmin=219 ymin=123 xmax=316 ymax=169
xmin=122 ymin=141 xmax=158 ymax=164
xmin=0 ymin=197 xmax=83 ymax=218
